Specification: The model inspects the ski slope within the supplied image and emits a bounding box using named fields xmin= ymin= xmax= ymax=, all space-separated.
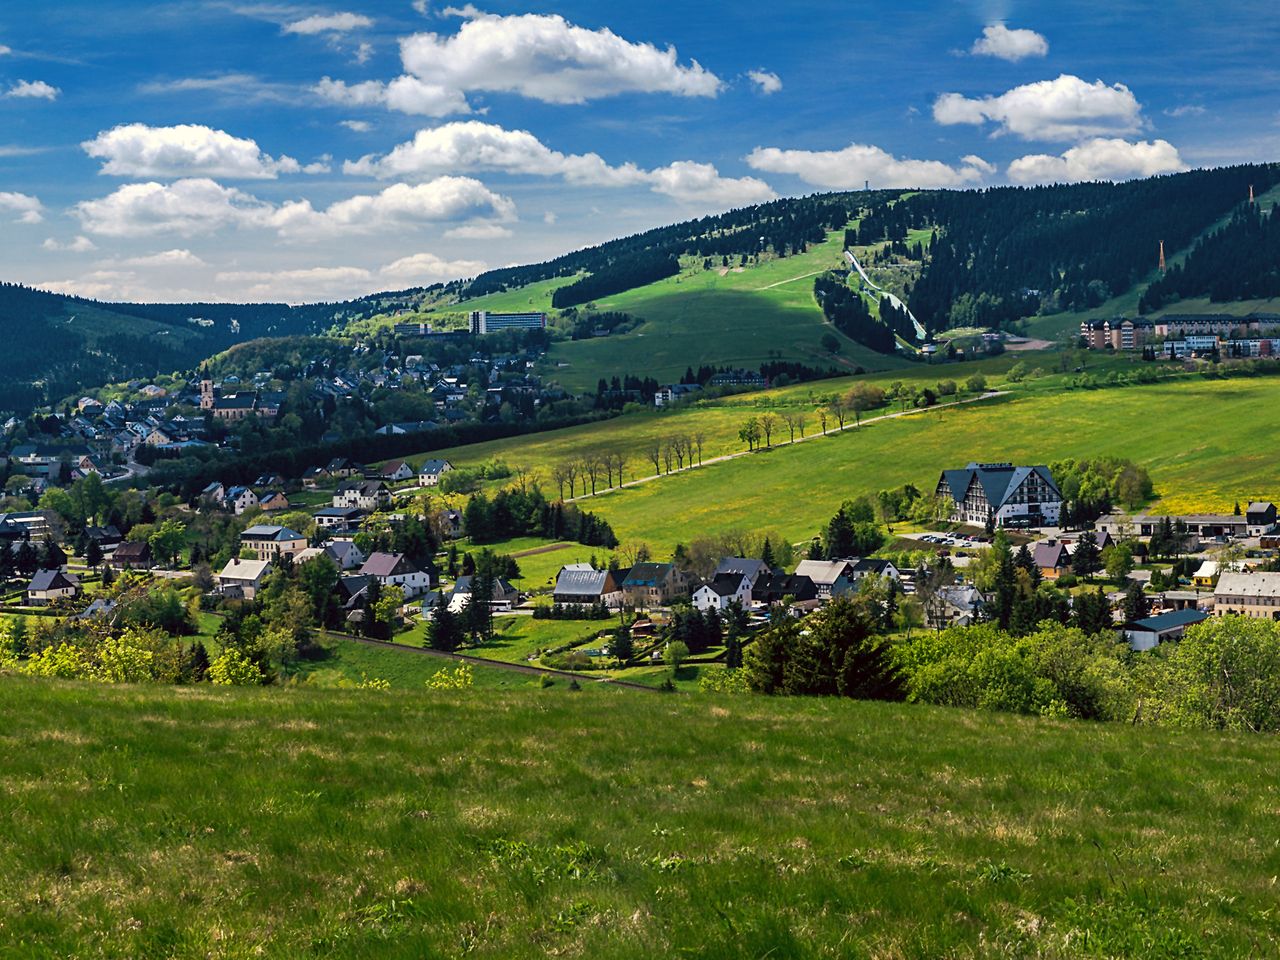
xmin=844 ymin=249 xmax=928 ymax=341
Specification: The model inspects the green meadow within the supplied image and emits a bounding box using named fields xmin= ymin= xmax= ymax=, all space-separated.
xmin=410 ymin=359 xmax=1267 ymax=554
xmin=3 ymin=676 xmax=1278 ymax=958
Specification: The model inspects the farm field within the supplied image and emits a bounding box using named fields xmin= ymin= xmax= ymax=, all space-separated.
xmin=3 ymin=676 xmax=1277 ymax=957
xmin=539 ymin=231 xmax=910 ymax=391
xmin=420 ymin=373 xmax=1280 ymax=554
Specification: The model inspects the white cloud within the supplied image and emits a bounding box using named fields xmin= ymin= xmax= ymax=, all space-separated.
xmin=1165 ymin=104 xmax=1206 ymax=118
xmin=411 ymin=0 xmax=430 ymax=13
xmin=444 ymin=222 xmax=513 ymax=240
xmin=748 ymin=69 xmax=782 ymax=95
xmin=117 ymin=249 xmax=207 ymax=267
xmin=82 ymin=123 xmax=303 ymax=179
xmin=646 ymin=161 xmax=776 ymax=206
xmin=317 ymin=11 xmax=720 ymax=116
xmin=971 ymin=23 xmax=1048 ymax=61
xmin=74 ymin=179 xmax=272 ymax=238
xmin=315 ymin=75 xmax=472 ymax=117
xmin=380 ymin=252 xmax=486 ymax=282
xmin=933 ymin=74 xmax=1144 ymax=141
xmin=6 ymin=80 xmax=59 ymax=100
xmin=0 ymin=191 xmax=44 ymax=223
xmin=746 ymin=142 xmax=992 ymax=189
xmin=0 ymin=45 xmax=11 ymax=56
xmin=74 ymin=176 xmax=514 ymax=239
xmin=354 ymin=41 xmax=374 ymax=64
xmin=284 ymin=12 xmax=373 ymax=35
xmin=341 ymin=119 xmax=372 ymax=132
xmin=42 ymin=236 xmax=96 ymax=252
xmin=345 ymin=120 xmax=774 ymax=207
xmin=1007 ymin=138 xmax=1188 ymax=184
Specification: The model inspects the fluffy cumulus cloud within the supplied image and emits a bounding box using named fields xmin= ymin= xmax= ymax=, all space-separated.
xmin=970 ymin=23 xmax=1049 ymax=61
xmin=83 ymin=123 xmax=308 ymax=179
xmin=746 ymin=142 xmax=993 ymax=189
xmin=73 ymin=176 xmax=513 ymax=239
xmin=116 ymin=248 xmax=207 ymax=267
xmin=346 ymin=120 xmax=774 ymax=207
xmin=444 ymin=222 xmax=513 ymax=240
xmin=42 ymin=235 xmax=96 ymax=252
xmin=284 ymin=12 xmax=373 ymax=35
xmin=1007 ymin=138 xmax=1187 ymax=184
xmin=933 ymin=75 xmax=1144 ymax=141
xmin=6 ymin=80 xmax=59 ymax=100
xmin=316 ymin=11 xmax=720 ymax=116
xmin=748 ymin=69 xmax=782 ymax=95
xmin=0 ymin=191 xmax=44 ymax=223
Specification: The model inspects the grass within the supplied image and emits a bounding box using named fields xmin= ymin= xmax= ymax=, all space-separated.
xmin=540 ymin=231 xmax=909 ymax=391
xmin=3 ymin=675 xmax=1279 ymax=957
xmin=397 ymin=615 xmax=611 ymax=666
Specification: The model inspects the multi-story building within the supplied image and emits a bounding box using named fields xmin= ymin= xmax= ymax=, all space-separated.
xmin=936 ymin=462 xmax=1063 ymax=528
xmin=469 ymin=311 xmax=547 ymax=335
xmin=1214 ymin=572 xmax=1280 ymax=619
xmin=240 ymin=525 xmax=307 ymax=562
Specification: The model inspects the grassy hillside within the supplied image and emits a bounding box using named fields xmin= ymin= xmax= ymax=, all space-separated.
xmin=4 ymin=676 xmax=1277 ymax=958
xmin=414 ymin=362 xmax=1280 ymax=553
xmin=543 ymin=232 xmax=907 ymax=391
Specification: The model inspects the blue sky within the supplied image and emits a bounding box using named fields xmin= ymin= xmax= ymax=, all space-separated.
xmin=0 ymin=0 xmax=1276 ymax=302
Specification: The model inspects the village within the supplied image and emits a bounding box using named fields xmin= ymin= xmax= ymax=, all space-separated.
xmin=4 ymin=429 xmax=1279 ymax=683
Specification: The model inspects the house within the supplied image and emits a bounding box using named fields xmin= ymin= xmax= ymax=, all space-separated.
xmin=376 ymin=459 xmax=415 ymax=483
xmin=1033 ymin=540 xmax=1072 ymax=580
xmin=1213 ymin=572 xmax=1280 ymax=618
xmin=1192 ymin=561 xmax=1221 ymax=590
xmin=620 ymin=562 xmax=686 ymax=608
xmin=793 ymin=559 xmax=857 ymax=598
xmin=849 ymin=558 xmax=901 ymax=583
xmin=84 ymin=525 xmax=123 ymax=552
xmin=216 ymin=557 xmax=273 ymax=600
xmin=936 ymin=462 xmax=1063 ymax=528
xmin=257 ymin=490 xmax=290 ymax=512
xmin=26 ymin=569 xmax=80 ymax=606
xmin=313 ymin=506 xmax=365 ymax=532
xmin=359 ymin=552 xmax=433 ymax=599
xmin=925 ymin=584 xmax=987 ymax=630
xmin=713 ymin=557 xmax=772 ymax=587
xmin=1123 ymin=608 xmax=1208 ymax=651
xmin=109 ymin=540 xmax=152 ymax=570
xmin=440 ymin=508 xmax=463 ymax=539
xmin=324 ymin=539 xmax=366 ymax=571
xmin=254 ymin=473 xmax=286 ymax=489
xmin=752 ymin=573 xmax=819 ymax=606
xmin=225 ymin=486 xmax=259 ymax=516
xmin=418 ymin=458 xmax=454 ymax=487
xmin=335 ymin=574 xmax=373 ymax=612
xmin=326 ymin=457 xmax=362 ymax=478
xmin=691 ymin=573 xmax=752 ymax=613
xmin=449 ymin=575 xmax=520 ymax=613
xmin=301 ymin=466 xmax=327 ymax=489
xmin=240 ymin=525 xmax=307 ymax=562
xmin=333 ymin=480 xmax=391 ymax=512
xmin=200 ymin=481 xmax=226 ymax=505
xmin=1246 ymin=501 xmax=1277 ymax=537
xmin=553 ymin=564 xmax=622 ymax=608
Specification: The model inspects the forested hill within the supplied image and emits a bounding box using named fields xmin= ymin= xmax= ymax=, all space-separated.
xmin=881 ymin=164 xmax=1280 ymax=331
xmin=0 ymin=281 xmax=453 ymax=414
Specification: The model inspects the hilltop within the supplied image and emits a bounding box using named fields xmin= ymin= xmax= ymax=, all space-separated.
xmin=3 ymin=675 xmax=1276 ymax=958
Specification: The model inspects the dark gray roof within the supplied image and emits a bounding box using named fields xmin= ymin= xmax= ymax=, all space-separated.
xmin=360 ymin=552 xmax=417 ymax=577
xmin=555 ymin=567 xmax=611 ymax=595
xmin=700 ymin=573 xmax=748 ymax=597
xmin=714 ymin=557 xmax=769 ymax=581
xmin=622 ymin=562 xmax=673 ymax=586
xmin=241 ymin=524 xmax=303 ymax=541
xmin=29 ymin=569 xmax=77 ymax=592
xmin=1128 ymin=609 xmax=1208 ymax=632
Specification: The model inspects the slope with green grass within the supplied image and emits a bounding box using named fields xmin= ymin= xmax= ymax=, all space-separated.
xmin=411 ymin=363 xmax=1280 ymax=553
xmin=4 ymin=675 xmax=1278 ymax=957
xmin=544 ymin=231 xmax=908 ymax=391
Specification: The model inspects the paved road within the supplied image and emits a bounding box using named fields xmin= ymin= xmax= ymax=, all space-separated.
xmin=566 ymin=391 xmax=1005 ymax=503
xmin=337 ymin=633 xmax=666 ymax=693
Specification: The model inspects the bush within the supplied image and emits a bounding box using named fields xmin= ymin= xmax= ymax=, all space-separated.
xmin=209 ymin=648 xmax=263 ymax=686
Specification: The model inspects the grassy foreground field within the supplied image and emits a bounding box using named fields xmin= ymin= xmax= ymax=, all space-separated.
xmin=3 ymin=677 xmax=1278 ymax=958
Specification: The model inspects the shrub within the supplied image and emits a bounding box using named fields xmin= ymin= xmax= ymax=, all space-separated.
xmin=209 ymin=648 xmax=263 ymax=686
xmin=699 ymin=669 xmax=750 ymax=694
xmin=425 ymin=664 xmax=474 ymax=690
